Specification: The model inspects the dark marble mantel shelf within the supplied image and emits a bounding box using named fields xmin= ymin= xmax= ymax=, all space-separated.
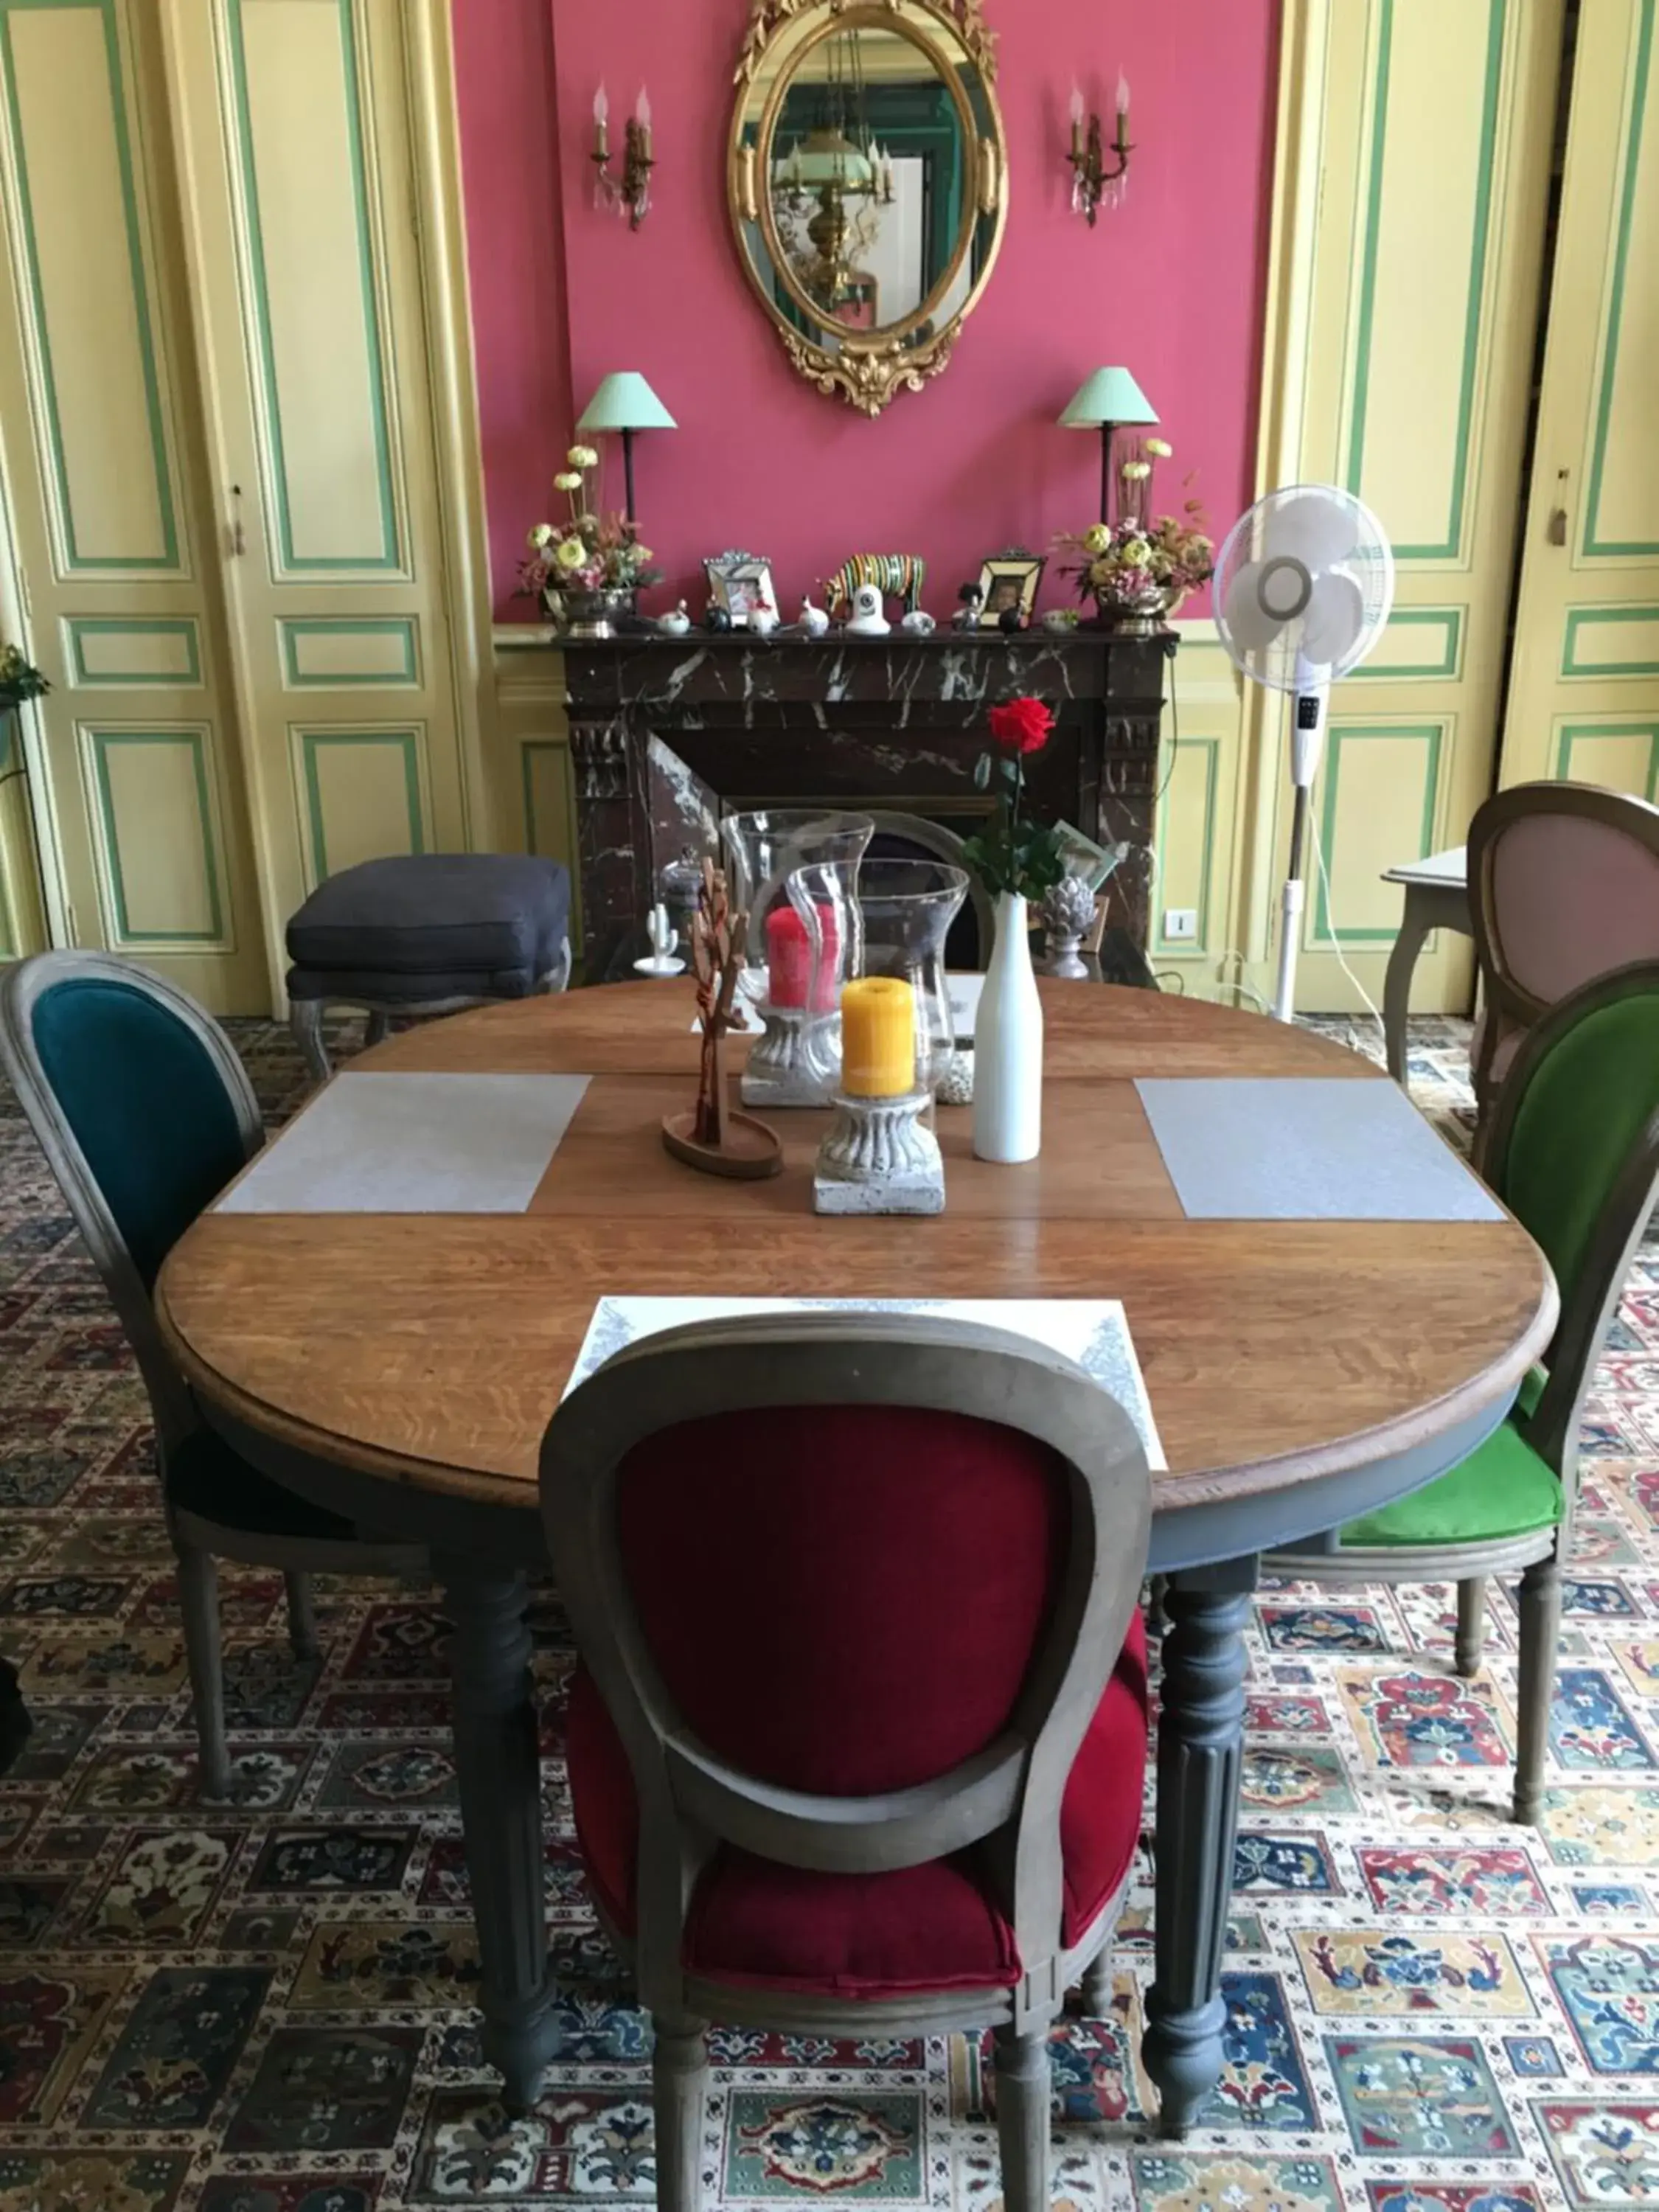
xmin=552 ymin=627 xmax=1177 ymax=983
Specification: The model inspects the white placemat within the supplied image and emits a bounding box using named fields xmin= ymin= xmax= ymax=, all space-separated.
xmin=218 ymin=1073 xmax=591 ymax=1214
xmin=1135 ymin=1076 xmax=1503 ymax=1222
xmin=564 ymin=1295 xmax=1164 ymax=1467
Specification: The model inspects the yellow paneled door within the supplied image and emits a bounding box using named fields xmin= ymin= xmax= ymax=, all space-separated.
xmin=160 ymin=0 xmax=481 ymax=1005
xmin=0 ymin=0 xmax=271 ymax=1006
xmin=1270 ymin=0 xmax=1562 ymax=1012
xmin=1500 ymin=0 xmax=1659 ymax=796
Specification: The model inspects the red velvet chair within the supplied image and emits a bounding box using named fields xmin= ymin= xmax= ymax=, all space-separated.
xmin=540 ymin=1312 xmax=1152 ymax=2212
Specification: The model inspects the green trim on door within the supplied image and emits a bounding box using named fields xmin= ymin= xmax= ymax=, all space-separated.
xmin=519 ymin=740 xmax=563 ymax=859
xmin=85 ymin=726 xmax=225 ymax=942
xmin=1374 ymin=608 xmax=1466 ymax=680
xmin=224 ymin=0 xmax=400 ymax=572
xmin=1314 ymin=721 xmax=1444 ymax=943
xmin=1152 ymin=735 xmax=1219 ymax=956
xmin=1344 ymin=0 xmax=1506 ymax=561
xmin=279 ymin=616 xmax=419 ymax=688
xmin=299 ymin=728 xmax=425 ymax=880
xmin=0 ymin=0 xmax=180 ymax=571
xmin=64 ymin=616 xmax=202 ymax=687
xmin=1562 ymin=605 xmax=1659 ymax=679
xmin=1554 ymin=719 xmax=1659 ymax=795
xmin=1583 ymin=0 xmax=1657 ymax=559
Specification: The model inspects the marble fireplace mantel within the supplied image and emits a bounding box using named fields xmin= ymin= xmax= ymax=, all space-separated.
xmin=555 ymin=629 xmax=1175 ymax=984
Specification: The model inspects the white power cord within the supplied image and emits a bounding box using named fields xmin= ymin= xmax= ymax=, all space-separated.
xmin=1310 ymin=802 xmax=1387 ymax=1053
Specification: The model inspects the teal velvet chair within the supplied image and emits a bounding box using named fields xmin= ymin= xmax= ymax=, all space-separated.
xmin=0 ymin=950 xmax=422 ymax=1797
xmin=1267 ymin=960 xmax=1659 ymax=1826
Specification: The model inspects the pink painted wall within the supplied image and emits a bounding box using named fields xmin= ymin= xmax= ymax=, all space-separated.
xmin=455 ymin=1 xmax=1279 ymax=620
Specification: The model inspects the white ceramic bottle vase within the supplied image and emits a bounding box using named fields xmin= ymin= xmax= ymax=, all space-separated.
xmin=973 ymin=891 xmax=1043 ymax=1163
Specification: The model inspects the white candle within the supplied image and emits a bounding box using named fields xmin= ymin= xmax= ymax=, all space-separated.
xmin=1070 ymin=82 xmax=1085 ymax=156
xmin=594 ymin=81 xmax=609 ymax=157
xmin=636 ymin=86 xmax=652 ymax=128
xmin=1116 ymin=69 xmax=1130 ymax=120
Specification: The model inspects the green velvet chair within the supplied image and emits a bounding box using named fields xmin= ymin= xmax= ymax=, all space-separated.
xmin=0 ymin=950 xmax=423 ymax=1798
xmin=1267 ymin=959 xmax=1659 ymax=1826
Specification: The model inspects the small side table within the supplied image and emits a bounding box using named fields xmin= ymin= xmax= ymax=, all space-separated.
xmin=1381 ymin=846 xmax=1471 ymax=1085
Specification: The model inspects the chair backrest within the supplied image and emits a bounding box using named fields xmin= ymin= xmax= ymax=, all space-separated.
xmin=1469 ymin=785 xmax=1659 ymax=1083
xmin=540 ymin=1312 xmax=1150 ymax=2008
xmin=1483 ymin=960 xmax=1659 ymax=1486
xmin=0 ymin=951 xmax=262 ymax=1456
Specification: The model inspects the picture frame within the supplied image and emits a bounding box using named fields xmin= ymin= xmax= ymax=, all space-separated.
xmin=975 ymin=547 xmax=1046 ymax=629
xmin=704 ymin=549 xmax=778 ymax=627
xmin=1053 ymin=819 xmax=1130 ymax=894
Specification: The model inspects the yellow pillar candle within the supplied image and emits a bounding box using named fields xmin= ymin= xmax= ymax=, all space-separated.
xmin=841 ymin=976 xmax=916 ymax=1098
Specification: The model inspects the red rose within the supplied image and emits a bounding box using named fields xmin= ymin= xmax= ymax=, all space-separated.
xmin=988 ymin=696 xmax=1055 ymax=755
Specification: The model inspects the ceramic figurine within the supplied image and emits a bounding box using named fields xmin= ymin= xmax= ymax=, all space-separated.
xmin=845 ymin=582 xmax=891 ymax=636
xmin=1042 ymin=608 xmax=1079 ymax=635
xmin=706 ymin=602 xmax=734 ymax=633
xmin=799 ymin=592 xmax=830 ymax=637
xmin=998 ymin=605 xmax=1026 ymax=634
xmin=953 ymin=582 xmax=984 ymax=630
xmin=900 ymin=608 xmax=936 ymax=634
xmin=749 ymin=593 xmax=780 ymax=639
xmin=658 ymin=600 xmax=692 ymax=636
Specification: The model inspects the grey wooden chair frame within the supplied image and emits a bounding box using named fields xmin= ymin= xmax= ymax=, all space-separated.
xmin=289 ymin=931 xmax=573 ymax=1085
xmin=865 ymin=811 xmax=997 ymax=968
xmin=1269 ymin=959 xmax=1659 ymax=1825
xmin=540 ymin=1312 xmax=1152 ymax=2212
xmin=0 ymin=950 xmax=425 ymax=1795
xmin=1467 ymin=779 xmax=1659 ymax=1123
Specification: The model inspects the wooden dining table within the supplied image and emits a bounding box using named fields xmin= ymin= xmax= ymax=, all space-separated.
xmin=155 ymin=981 xmax=1556 ymax=2138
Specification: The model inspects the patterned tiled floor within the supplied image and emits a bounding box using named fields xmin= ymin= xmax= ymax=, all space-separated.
xmin=0 ymin=1009 xmax=1655 ymax=2212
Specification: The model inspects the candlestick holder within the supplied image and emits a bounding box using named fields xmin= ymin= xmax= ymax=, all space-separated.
xmin=815 ymin=1088 xmax=945 ymax=1217
xmin=1068 ymin=102 xmax=1132 ymax=227
xmin=745 ymin=1003 xmax=839 ymax=1109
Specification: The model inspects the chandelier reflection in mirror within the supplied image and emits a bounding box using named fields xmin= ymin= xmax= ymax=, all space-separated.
xmin=729 ymin=1 xmax=1008 ymax=416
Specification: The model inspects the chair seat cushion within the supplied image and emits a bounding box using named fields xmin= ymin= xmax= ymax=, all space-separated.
xmin=566 ymin=1611 xmax=1148 ymax=2000
xmin=285 ymin=855 xmax=570 ymax=995
xmin=164 ymin=1430 xmax=355 ymax=1543
xmin=1341 ymin=1410 xmax=1560 ymax=1548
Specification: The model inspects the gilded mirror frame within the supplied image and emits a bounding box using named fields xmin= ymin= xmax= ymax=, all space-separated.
xmin=728 ymin=0 xmax=1009 ymax=417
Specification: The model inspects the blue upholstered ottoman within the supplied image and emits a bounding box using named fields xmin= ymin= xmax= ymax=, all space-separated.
xmin=285 ymin=853 xmax=572 ymax=1080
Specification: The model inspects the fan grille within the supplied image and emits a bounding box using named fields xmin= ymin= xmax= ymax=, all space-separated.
xmin=1213 ymin=485 xmax=1395 ymax=692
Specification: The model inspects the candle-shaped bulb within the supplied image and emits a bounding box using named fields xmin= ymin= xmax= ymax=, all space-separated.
xmin=636 ymin=86 xmax=651 ymax=127
xmin=1070 ymin=82 xmax=1085 ymax=156
xmin=1116 ymin=69 xmax=1130 ymax=118
xmin=594 ymin=81 xmax=610 ymax=159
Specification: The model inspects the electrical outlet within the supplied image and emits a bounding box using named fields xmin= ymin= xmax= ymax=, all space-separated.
xmin=1164 ymin=908 xmax=1199 ymax=943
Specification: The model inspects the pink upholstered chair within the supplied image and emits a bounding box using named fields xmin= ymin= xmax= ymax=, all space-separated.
xmin=1469 ymin=782 xmax=1659 ymax=1128
xmin=539 ymin=1312 xmax=1152 ymax=2212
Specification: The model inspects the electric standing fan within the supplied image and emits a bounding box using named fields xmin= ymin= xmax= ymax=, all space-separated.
xmin=1213 ymin=485 xmax=1396 ymax=1020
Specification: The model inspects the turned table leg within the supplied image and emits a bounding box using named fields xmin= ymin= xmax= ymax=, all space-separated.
xmin=1143 ymin=1557 xmax=1256 ymax=2138
xmin=436 ymin=1557 xmax=555 ymax=2110
xmin=1382 ymin=887 xmax=1432 ymax=1085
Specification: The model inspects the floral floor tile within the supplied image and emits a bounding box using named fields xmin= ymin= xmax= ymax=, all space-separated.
xmin=1132 ymin=2154 xmax=1342 ymax=2212
xmin=1325 ymin=2037 xmax=1517 ymax=2154
xmin=1537 ymin=2101 xmax=1659 ymax=2211
xmin=1294 ymin=1928 xmax=1532 ymax=2016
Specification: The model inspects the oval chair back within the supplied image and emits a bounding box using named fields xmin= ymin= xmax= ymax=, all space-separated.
xmin=540 ymin=1311 xmax=1150 ymax=2212
xmin=0 ymin=950 xmax=262 ymax=1461
xmin=1482 ymin=959 xmax=1659 ymax=1501
xmin=1468 ymin=781 xmax=1659 ymax=1109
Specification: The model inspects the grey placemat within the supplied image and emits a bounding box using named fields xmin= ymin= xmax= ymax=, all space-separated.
xmin=1135 ymin=1077 xmax=1503 ymax=1222
xmin=218 ymin=1073 xmax=591 ymax=1215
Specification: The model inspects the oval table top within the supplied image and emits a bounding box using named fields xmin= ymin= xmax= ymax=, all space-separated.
xmin=156 ymin=982 xmax=1558 ymax=1568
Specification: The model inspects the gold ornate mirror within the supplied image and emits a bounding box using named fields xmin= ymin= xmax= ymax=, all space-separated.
xmin=728 ymin=1 xmax=1007 ymax=416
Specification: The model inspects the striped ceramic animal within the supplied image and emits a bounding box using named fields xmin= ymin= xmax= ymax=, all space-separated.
xmin=825 ymin=553 xmax=928 ymax=618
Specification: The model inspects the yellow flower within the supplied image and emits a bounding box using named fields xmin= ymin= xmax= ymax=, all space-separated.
xmin=527 ymin=524 xmax=554 ymax=549
xmin=554 ymin=470 xmax=583 ymax=493
xmin=1144 ymin=437 xmax=1173 ymax=459
xmin=568 ymin=445 xmax=599 ymax=469
xmin=555 ymin=535 xmax=588 ymax=571
xmin=1123 ymin=461 xmax=1152 ymax=481
xmin=635 ymin=546 xmax=654 ymax=564
xmin=1123 ymin=539 xmax=1152 ymax=566
xmin=1083 ymin=524 xmax=1112 ymax=555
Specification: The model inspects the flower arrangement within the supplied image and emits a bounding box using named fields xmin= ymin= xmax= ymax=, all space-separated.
xmin=518 ymin=445 xmax=662 ymax=603
xmin=961 ymin=698 xmax=1068 ymax=902
xmin=0 ymin=643 xmax=48 ymax=714
xmin=1057 ymin=441 xmax=1216 ymax=619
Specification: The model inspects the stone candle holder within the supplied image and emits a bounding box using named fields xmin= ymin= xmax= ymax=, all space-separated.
xmin=741 ymin=1002 xmax=837 ymax=1109
xmin=814 ymin=1088 xmax=945 ymax=1216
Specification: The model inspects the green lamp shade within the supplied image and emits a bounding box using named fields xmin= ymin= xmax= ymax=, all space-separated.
xmin=1060 ymin=367 xmax=1158 ymax=429
xmin=577 ymin=372 xmax=678 ymax=434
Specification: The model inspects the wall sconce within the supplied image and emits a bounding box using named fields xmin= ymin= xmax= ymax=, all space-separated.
xmin=593 ymin=83 xmax=654 ymax=230
xmin=1068 ymin=74 xmax=1132 ymax=226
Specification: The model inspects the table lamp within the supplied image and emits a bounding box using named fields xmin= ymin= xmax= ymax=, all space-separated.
xmin=577 ymin=372 xmax=677 ymax=525
xmin=1060 ymin=366 xmax=1158 ymax=524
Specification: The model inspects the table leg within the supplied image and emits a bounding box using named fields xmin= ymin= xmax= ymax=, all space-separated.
xmin=436 ymin=1556 xmax=555 ymax=2110
xmin=1382 ymin=888 xmax=1430 ymax=1085
xmin=1143 ymin=1556 xmax=1256 ymax=2139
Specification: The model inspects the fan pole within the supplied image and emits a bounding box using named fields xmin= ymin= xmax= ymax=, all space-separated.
xmin=1273 ymin=679 xmax=1329 ymax=1023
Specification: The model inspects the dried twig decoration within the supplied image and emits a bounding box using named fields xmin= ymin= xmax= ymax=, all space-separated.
xmin=663 ymin=858 xmax=783 ymax=1180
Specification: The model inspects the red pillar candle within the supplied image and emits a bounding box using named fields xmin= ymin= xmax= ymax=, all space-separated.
xmin=766 ymin=904 xmax=840 ymax=1011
